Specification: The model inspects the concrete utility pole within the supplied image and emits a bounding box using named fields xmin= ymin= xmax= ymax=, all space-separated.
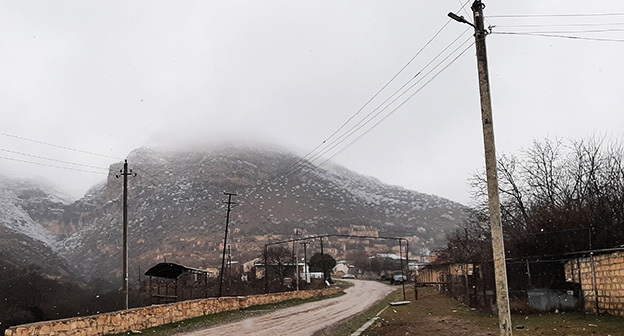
xmin=320 ymin=237 xmax=327 ymax=284
xmin=449 ymin=1 xmax=512 ymax=334
xmin=116 ymin=159 xmax=136 ymax=310
xmin=399 ymin=239 xmax=406 ymax=301
xmin=218 ymin=192 xmax=237 ymax=297
xmin=292 ymin=239 xmax=300 ymax=291
xmin=264 ymin=245 xmax=269 ymax=293
xmin=293 ymin=230 xmax=301 ymax=290
xmin=300 ymin=241 xmax=309 ymax=284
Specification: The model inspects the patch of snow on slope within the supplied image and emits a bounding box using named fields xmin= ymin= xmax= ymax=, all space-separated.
xmin=0 ymin=187 xmax=58 ymax=250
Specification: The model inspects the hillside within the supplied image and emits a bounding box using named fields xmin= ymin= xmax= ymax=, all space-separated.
xmin=0 ymin=177 xmax=74 ymax=277
xmin=53 ymin=145 xmax=466 ymax=281
xmin=0 ymin=145 xmax=467 ymax=284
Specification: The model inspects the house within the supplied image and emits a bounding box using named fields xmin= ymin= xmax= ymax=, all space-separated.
xmin=333 ymin=263 xmax=350 ymax=277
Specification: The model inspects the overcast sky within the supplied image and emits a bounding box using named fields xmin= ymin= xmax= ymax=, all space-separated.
xmin=1 ymin=0 xmax=622 ymax=205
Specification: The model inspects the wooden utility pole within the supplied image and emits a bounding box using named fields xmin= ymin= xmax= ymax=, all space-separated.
xmin=218 ymin=192 xmax=237 ymax=297
xmin=449 ymin=1 xmax=512 ymax=334
xmin=116 ymin=159 xmax=135 ymax=310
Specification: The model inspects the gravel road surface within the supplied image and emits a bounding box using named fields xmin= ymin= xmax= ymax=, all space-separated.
xmin=182 ymin=280 xmax=393 ymax=336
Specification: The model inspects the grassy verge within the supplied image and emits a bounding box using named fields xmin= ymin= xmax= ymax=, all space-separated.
xmin=332 ymin=279 xmax=355 ymax=290
xmin=106 ymin=288 xmax=346 ymax=336
xmin=361 ymin=286 xmax=624 ymax=336
xmin=317 ymin=283 xmax=402 ymax=336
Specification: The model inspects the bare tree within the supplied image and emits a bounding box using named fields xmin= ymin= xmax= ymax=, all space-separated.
xmin=443 ymin=136 xmax=624 ymax=263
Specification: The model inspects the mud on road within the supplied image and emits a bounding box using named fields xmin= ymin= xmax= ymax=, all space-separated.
xmin=181 ymin=280 xmax=393 ymax=336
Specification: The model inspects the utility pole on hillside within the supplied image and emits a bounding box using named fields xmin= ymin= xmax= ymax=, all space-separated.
xmin=116 ymin=159 xmax=136 ymax=310
xmin=218 ymin=192 xmax=237 ymax=297
xmin=448 ymin=1 xmax=513 ymax=335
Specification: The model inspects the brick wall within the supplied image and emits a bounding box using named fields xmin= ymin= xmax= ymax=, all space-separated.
xmin=4 ymin=287 xmax=341 ymax=336
xmin=565 ymin=251 xmax=624 ymax=316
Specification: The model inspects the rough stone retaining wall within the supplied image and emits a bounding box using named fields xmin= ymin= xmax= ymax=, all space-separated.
xmin=5 ymin=287 xmax=341 ymax=336
xmin=566 ymin=251 xmax=624 ymax=316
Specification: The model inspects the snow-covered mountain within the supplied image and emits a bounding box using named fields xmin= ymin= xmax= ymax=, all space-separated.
xmin=0 ymin=145 xmax=467 ymax=282
xmin=0 ymin=177 xmax=73 ymax=277
xmin=52 ymin=145 xmax=465 ymax=280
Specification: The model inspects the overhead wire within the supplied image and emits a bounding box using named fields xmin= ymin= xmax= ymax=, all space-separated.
xmin=281 ymin=28 xmax=473 ymax=181
xmin=491 ymin=31 xmax=624 ymax=43
xmin=0 ymin=155 xmax=108 ymax=175
xmin=0 ymin=148 xmax=109 ymax=171
xmin=493 ymin=22 xmax=624 ymax=28
xmin=237 ymin=2 xmax=479 ymax=209
xmin=494 ymin=28 xmax=624 ymax=34
xmin=284 ymin=31 xmax=474 ymax=180
xmin=277 ymin=16 xmax=459 ymax=181
xmin=316 ymin=40 xmax=477 ymax=170
xmin=487 ymin=13 xmax=624 ymax=19
xmin=0 ymin=132 xmax=123 ymax=160
xmin=271 ymin=36 xmax=475 ymax=185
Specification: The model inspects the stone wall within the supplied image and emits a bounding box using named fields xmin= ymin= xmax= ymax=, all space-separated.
xmin=565 ymin=251 xmax=624 ymax=316
xmin=5 ymin=287 xmax=341 ymax=336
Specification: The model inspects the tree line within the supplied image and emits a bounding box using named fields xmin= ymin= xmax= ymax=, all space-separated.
xmin=438 ymin=137 xmax=624 ymax=263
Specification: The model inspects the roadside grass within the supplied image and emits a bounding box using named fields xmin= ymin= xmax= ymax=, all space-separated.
xmin=106 ymin=287 xmax=346 ymax=336
xmin=318 ymin=282 xmax=403 ymax=336
xmin=510 ymin=312 xmax=624 ymax=335
xmin=333 ymin=279 xmax=355 ymax=290
xmin=361 ymin=286 xmax=624 ymax=336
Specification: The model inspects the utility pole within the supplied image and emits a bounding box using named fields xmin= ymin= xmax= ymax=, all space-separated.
xmin=264 ymin=244 xmax=269 ymax=293
xmin=227 ymin=245 xmax=232 ymax=289
xmin=218 ymin=192 xmax=237 ymax=297
xmin=292 ymin=239 xmax=299 ymax=290
xmin=449 ymin=1 xmax=513 ymax=335
xmin=300 ymin=241 xmax=309 ymax=284
xmin=320 ymin=237 xmax=326 ymax=284
xmin=399 ymin=239 xmax=406 ymax=301
xmin=116 ymin=159 xmax=135 ymax=310
xmin=293 ymin=230 xmax=300 ymax=291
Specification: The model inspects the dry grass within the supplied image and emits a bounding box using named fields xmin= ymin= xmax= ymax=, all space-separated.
xmin=360 ymin=286 xmax=624 ymax=336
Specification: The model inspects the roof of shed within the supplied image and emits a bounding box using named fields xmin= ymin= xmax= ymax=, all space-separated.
xmin=144 ymin=262 xmax=207 ymax=279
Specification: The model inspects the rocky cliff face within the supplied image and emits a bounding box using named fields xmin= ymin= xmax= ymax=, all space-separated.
xmin=1 ymin=145 xmax=467 ymax=283
xmin=0 ymin=177 xmax=73 ymax=277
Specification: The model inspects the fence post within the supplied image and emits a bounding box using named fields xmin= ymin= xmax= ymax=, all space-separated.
xmin=576 ymin=258 xmax=585 ymax=314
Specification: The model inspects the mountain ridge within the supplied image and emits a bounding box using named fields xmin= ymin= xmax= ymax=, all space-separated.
xmin=1 ymin=144 xmax=467 ymax=284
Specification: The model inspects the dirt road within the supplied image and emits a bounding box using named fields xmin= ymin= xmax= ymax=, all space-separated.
xmin=181 ymin=280 xmax=393 ymax=336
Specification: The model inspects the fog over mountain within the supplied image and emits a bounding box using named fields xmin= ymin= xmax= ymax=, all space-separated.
xmin=0 ymin=144 xmax=466 ymax=284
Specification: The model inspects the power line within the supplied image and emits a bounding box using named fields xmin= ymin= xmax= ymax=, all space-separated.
xmin=493 ymin=22 xmax=624 ymax=28
xmin=316 ymin=41 xmax=476 ymax=169
xmin=0 ymin=132 xmax=123 ymax=160
xmin=487 ymin=13 xmax=624 ymax=18
xmin=0 ymin=155 xmax=109 ymax=174
xmin=287 ymin=39 xmax=476 ymax=182
xmin=296 ymin=35 xmax=475 ymax=177
xmin=0 ymin=148 xmax=109 ymax=171
xmin=277 ymin=8 xmax=467 ymax=182
xmin=281 ymin=30 xmax=473 ymax=181
xmin=457 ymin=0 xmax=471 ymax=18
xmin=235 ymin=1 xmax=479 ymax=206
xmin=498 ymin=28 xmax=624 ymax=34
xmin=492 ymin=31 xmax=624 ymax=43
xmin=294 ymin=31 xmax=473 ymax=174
